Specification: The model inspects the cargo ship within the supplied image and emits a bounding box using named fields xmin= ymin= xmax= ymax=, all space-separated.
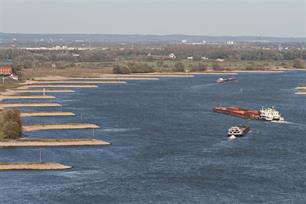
xmin=213 ymin=106 xmax=260 ymax=119
xmin=213 ymin=106 xmax=284 ymax=121
xmin=228 ymin=125 xmax=250 ymax=137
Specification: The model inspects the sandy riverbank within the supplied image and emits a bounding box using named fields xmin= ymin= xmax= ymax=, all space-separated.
xmin=0 ymin=103 xmax=62 ymax=109
xmin=111 ymin=73 xmax=195 ymax=77
xmin=190 ymin=72 xmax=238 ymax=75
xmin=24 ymin=81 xmax=128 ymax=84
xmin=34 ymin=78 xmax=159 ymax=81
xmin=0 ymin=138 xmax=110 ymax=147
xmin=20 ymin=111 xmax=75 ymax=117
xmin=33 ymin=74 xmax=192 ymax=80
xmin=234 ymin=70 xmax=284 ymax=73
xmin=23 ymin=123 xmax=100 ymax=132
xmin=36 ymin=73 xmax=194 ymax=78
xmin=0 ymin=162 xmax=71 ymax=170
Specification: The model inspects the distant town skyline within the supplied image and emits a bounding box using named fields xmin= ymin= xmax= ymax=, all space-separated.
xmin=0 ymin=0 xmax=305 ymax=38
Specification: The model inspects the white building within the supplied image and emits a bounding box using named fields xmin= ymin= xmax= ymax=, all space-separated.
xmin=216 ymin=58 xmax=225 ymax=62
xmin=187 ymin=56 xmax=194 ymax=60
xmin=168 ymin=53 xmax=176 ymax=59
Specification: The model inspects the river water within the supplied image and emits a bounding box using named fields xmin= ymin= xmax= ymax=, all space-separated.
xmin=0 ymin=72 xmax=306 ymax=203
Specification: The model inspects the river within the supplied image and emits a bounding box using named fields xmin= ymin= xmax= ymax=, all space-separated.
xmin=0 ymin=72 xmax=306 ymax=203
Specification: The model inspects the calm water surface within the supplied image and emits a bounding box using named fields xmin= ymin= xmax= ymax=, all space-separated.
xmin=0 ymin=72 xmax=306 ymax=203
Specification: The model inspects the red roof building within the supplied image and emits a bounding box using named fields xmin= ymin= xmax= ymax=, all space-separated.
xmin=0 ymin=65 xmax=13 ymax=75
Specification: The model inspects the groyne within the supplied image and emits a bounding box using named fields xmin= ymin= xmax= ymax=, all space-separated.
xmin=0 ymin=138 xmax=110 ymax=147
xmin=20 ymin=111 xmax=75 ymax=117
xmin=18 ymin=85 xmax=98 ymax=89
xmin=14 ymin=89 xmax=75 ymax=93
xmin=0 ymin=162 xmax=71 ymax=170
xmin=0 ymin=95 xmax=55 ymax=100
xmin=0 ymin=103 xmax=62 ymax=108
xmin=23 ymin=123 xmax=100 ymax=132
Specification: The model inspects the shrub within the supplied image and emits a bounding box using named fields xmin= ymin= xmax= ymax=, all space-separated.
xmin=127 ymin=63 xmax=154 ymax=73
xmin=172 ymin=62 xmax=185 ymax=72
xmin=293 ymin=59 xmax=306 ymax=68
xmin=113 ymin=63 xmax=154 ymax=74
xmin=0 ymin=109 xmax=22 ymax=140
xmin=211 ymin=62 xmax=224 ymax=71
xmin=113 ymin=65 xmax=131 ymax=74
xmin=191 ymin=63 xmax=208 ymax=72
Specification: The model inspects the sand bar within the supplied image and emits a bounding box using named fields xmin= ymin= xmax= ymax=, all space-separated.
xmin=295 ymin=92 xmax=306 ymax=95
xmin=21 ymin=111 xmax=75 ymax=117
xmin=296 ymin=86 xmax=306 ymax=90
xmin=27 ymin=81 xmax=127 ymax=84
xmin=0 ymin=90 xmax=20 ymax=96
xmin=121 ymin=74 xmax=194 ymax=78
xmin=0 ymin=95 xmax=55 ymax=100
xmin=0 ymin=162 xmax=71 ymax=170
xmin=87 ymin=74 xmax=194 ymax=78
xmin=234 ymin=70 xmax=284 ymax=73
xmin=14 ymin=89 xmax=75 ymax=93
xmin=0 ymin=138 xmax=110 ymax=147
xmin=33 ymin=74 xmax=194 ymax=79
xmin=35 ymin=78 xmax=159 ymax=81
xmin=23 ymin=123 xmax=100 ymax=132
xmin=0 ymin=103 xmax=62 ymax=108
xmin=191 ymin=72 xmax=238 ymax=75
xmin=18 ymin=85 xmax=98 ymax=89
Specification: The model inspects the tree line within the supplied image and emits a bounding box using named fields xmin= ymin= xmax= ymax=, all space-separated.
xmin=0 ymin=44 xmax=305 ymax=72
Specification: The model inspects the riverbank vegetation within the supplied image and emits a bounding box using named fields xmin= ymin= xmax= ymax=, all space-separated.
xmin=1 ymin=43 xmax=306 ymax=77
xmin=0 ymin=109 xmax=22 ymax=140
xmin=0 ymin=78 xmax=20 ymax=92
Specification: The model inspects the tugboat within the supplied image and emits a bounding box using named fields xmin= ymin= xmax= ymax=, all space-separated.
xmin=228 ymin=125 xmax=250 ymax=138
xmin=259 ymin=107 xmax=284 ymax=121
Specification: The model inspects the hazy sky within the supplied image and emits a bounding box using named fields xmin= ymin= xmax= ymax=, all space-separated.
xmin=0 ymin=0 xmax=305 ymax=37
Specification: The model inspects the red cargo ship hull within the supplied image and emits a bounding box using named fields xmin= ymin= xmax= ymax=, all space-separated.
xmin=213 ymin=106 xmax=260 ymax=120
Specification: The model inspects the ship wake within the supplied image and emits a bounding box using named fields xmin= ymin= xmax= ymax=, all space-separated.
xmin=271 ymin=120 xmax=306 ymax=128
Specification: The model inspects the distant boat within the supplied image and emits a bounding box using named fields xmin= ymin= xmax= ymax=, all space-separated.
xmin=228 ymin=125 xmax=250 ymax=137
xmin=216 ymin=77 xmax=237 ymax=83
xmin=216 ymin=78 xmax=225 ymax=83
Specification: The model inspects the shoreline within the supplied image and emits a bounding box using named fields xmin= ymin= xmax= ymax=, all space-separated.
xmin=0 ymin=138 xmax=110 ymax=147
xmin=0 ymin=162 xmax=72 ymax=170
xmin=22 ymin=70 xmax=297 ymax=83
xmin=233 ymin=70 xmax=284 ymax=73
xmin=23 ymin=81 xmax=128 ymax=85
xmin=34 ymin=77 xmax=160 ymax=81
